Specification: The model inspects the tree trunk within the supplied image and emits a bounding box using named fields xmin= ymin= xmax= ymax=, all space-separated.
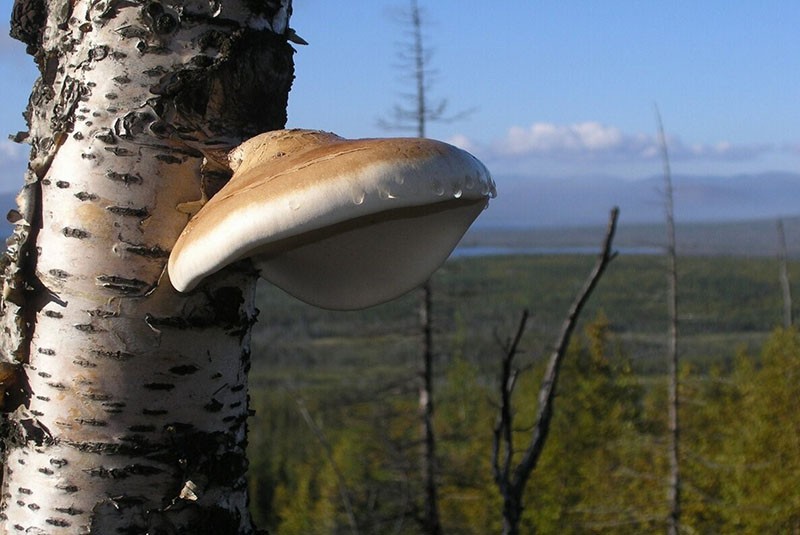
xmin=777 ymin=219 xmax=793 ymax=328
xmin=1 ymin=1 xmax=294 ymax=533
xmin=656 ymin=106 xmax=681 ymax=535
xmin=419 ymin=282 xmax=441 ymax=535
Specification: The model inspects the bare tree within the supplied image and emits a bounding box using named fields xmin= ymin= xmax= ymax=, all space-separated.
xmin=493 ymin=207 xmax=619 ymax=535
xmin=378 ymin=0 xmax=470 ymax=138
xmin=0 ymin=1 xmax=294 ymax=532
xmin=777 ymin=219 xmax=793 ymax=328
xmin=380 ymin=2 xmax=472 ymax=533
xmin=655 ymin=105 xmax=681 ymax=535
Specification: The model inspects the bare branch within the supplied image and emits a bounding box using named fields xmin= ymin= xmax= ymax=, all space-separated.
xmin=492 ymin=309 xmax=530 ymax=488
xmin=493 ymin=207 xmax=620 ymax=535
xmin=512 ymin=207 xmax=619 ymax=490
xmin=777 ymin=218 xmax=793 ymax=328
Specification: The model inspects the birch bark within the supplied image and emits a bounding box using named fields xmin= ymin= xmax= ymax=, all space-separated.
xmin=1 ymin=1 xmax=294 ymax=532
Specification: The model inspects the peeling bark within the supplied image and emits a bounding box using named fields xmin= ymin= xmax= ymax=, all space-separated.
xmin=1 ymin=1 xmax=294 ymax=532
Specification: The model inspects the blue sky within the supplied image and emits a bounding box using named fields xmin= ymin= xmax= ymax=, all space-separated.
xmin=1 ymin=2 xmax=799 ymax=205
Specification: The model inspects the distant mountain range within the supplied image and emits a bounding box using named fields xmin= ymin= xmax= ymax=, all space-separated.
xmin=2 ymin=172 xmax=800 ymax=256
xmin=478 ymin=171 xmax=800 ymax=228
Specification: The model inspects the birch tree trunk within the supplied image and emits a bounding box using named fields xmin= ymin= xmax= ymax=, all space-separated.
xmin=0 ymin=1 xmax=294 ymax=532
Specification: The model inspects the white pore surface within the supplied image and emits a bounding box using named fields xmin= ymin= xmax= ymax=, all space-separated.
xmin=254 ymin=201 xmax=486 ymax=310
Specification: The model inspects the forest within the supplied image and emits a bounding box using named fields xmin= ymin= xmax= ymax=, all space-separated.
xmin=244 ymin=248 xmax=800 ymax=534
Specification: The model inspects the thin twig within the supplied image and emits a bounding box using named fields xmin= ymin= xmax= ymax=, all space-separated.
xmin=492 ymin=309 xmax=529 ymax=486
xmin=493 ymin=207 xmax=620 ymax=535
xmin=511 ymin=206 xmax=619 ymax=492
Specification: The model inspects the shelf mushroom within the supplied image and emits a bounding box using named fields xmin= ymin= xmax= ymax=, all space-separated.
xmin=168 ymin=129 xmax=496 ymax=310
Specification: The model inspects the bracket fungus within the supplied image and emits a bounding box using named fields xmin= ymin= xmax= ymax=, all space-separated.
xmin=168 ymin=129 xmax=496 ymax=310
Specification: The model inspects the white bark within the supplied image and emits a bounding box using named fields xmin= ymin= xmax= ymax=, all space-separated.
xmin=1 ymin=0 xmax=294 ymax=532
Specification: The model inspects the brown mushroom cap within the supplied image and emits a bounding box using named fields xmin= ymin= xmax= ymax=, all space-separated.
xmin=168 ymin=129 xmax=496 ymax=310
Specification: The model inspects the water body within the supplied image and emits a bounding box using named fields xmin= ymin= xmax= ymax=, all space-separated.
xmin=452 ymin=245 xmax=664 ymax=258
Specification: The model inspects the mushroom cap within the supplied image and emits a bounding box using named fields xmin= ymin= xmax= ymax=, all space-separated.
xmin=168 ymin=129 xmax=496 ymax=310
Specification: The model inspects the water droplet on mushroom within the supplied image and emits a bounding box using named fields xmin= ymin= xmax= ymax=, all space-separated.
xmin=394 ymin=175 xmax=405 ymax=185
xmin=352 ymin=190 xmax=366 ymax=205
xmin=288 ymin=199 xmax=301 ymax=211
xmin=465 ymin=174 xmax=476 ymax=190
xmin=378 ymin=187 xmax=396 ymax=200
xmin=452 ymin=186 xmax=463 ymax=199
xmin=432 ymin=180 xmax=444 ymax=196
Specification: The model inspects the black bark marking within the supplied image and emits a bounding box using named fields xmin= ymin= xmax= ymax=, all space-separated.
xmin=46 ymin=517 xmax=70 ymax=527
xmin=102 ymin=401 xmax=125 ymax=414
xmin=16 ymin=488 xmax=31 ymax=495
xmin=73 ymin=359 xmax=97 ymax=368
xmin=95 ymin=128 xmax=115 ymax=144
xmin=91 ymin=350 xmax=135 ymax=361
xmin=155 ymin=153 xmax=183 ymax=164
xmin=37 ymin=348 xmax=55 ymax=356
xmin=143 ymin=383 xmax=174 ymax=391
xmin=106 ymin=206 xmax=149 ymax=218
xmin=37 ymin=467 xmax=53 ymax=475
xmin=62 ymin=227 xmax=90 ymax=239
xmin=55 ymin=180 xmax=70 ymax=188
xmin=55 ymin=506 xmax=82 ymax=515
xmin=44 ymin=310 xmax=63 ymax=318
xmin=55 ymin=484 xmax=78 ymax=494
xmin=169 ymin=364 xmax=199 ymax=376
xmin=50 ymin=458 xmax=68 ymax=468
xmin=142 ymin=408 xmax=168 ymax=416
xmin=36 ymin=371 xmax=51 ymax=379
xmin=86 ymin=464 xmax=163 ymax=479
xmin=74 ymin=323 xmax=99 ymax=333
xmin=87 ymin=308 xmax=118 ymax=319
xmin=46 ymin=383 xmax=66 ymax=391
xmin=35 ymin=396 xmax=50 ymax=402
xmin=48 ymin=269 xmax=70 ymax=279
xmin=125 ymin=244 xmax=169 ymax=258
xmin=96 ymin=275 xmax=148 ymax=294
xmin=104 ymin=145 xmax=134 ymax=157
xmin=105 ymin=170 xmax=142 ymax=185
xmin=75 ymin=418 xmax=107 ymax=427
xmin=82 ymin=392 xmax=111 ymax=401
xmin=75 ymin=191 xmax=98 ymax=201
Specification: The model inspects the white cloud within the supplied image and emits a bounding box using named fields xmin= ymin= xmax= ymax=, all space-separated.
xmin=454 ymin=121 xmax=772 ymax=166
xmin=500 ymin=122 xmax=629 ymax=155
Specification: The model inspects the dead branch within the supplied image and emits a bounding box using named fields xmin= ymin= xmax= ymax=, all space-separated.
xmin=493 ymin=207 xmax=619 ymax=535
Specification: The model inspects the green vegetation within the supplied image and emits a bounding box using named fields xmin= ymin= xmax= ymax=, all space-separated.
xmin=246 ymin=253 xmax=800 ymax=533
